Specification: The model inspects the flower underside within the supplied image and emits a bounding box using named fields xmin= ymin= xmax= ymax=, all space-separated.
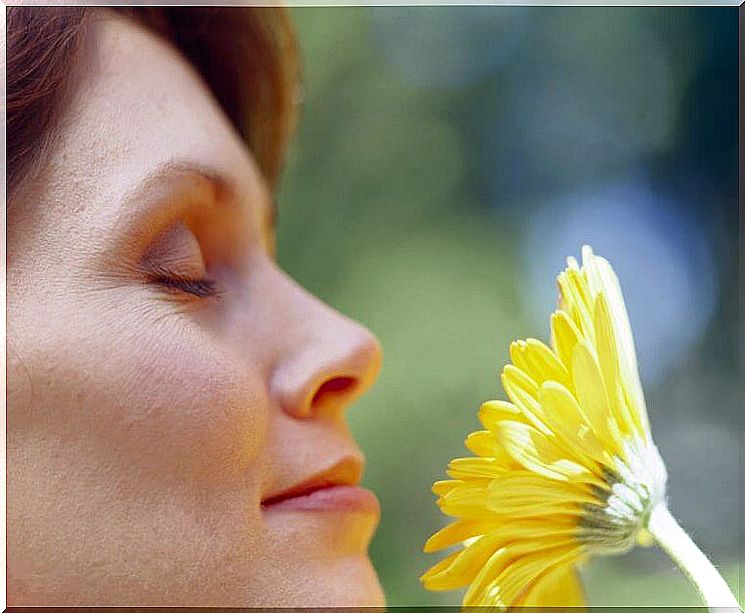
xmin=421 ymin=246 xmax=667 ymax=608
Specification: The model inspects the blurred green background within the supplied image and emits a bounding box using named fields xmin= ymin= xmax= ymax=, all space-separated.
xmin=276 ymin=7 xmax=740 ymax=607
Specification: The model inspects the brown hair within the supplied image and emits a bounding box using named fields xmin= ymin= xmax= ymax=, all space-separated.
xmin=6 ymin=7 xmax=300 ymax=197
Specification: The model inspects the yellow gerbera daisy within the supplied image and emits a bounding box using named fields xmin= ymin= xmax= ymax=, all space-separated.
xmin=421 ymin=246 xmax=738 ymax=609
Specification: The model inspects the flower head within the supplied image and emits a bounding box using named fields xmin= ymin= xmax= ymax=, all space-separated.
xmin=421 ymin=246 xmax=668 ymax=608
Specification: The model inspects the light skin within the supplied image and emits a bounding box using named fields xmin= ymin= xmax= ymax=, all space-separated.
xmin=7 ymin=11 xmax=384 ymax=607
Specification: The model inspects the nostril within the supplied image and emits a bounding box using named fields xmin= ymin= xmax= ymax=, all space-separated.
xmin=311 ymin=376 xmax=357 ymax=408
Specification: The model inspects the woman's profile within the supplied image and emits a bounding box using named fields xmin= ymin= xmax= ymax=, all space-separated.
xmin=6 ymin=7 xmax=385 ymax=607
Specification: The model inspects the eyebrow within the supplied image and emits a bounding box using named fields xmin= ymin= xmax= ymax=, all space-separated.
xmin=118 ymin=159 xmax=277 ymax=233
xmin=124 ymin=160 xmax=236 ymax=216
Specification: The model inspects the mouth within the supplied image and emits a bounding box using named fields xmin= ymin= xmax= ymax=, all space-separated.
xmin=261 ymin=458 xmax=380 ymax=513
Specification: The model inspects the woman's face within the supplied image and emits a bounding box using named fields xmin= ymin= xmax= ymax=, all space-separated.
xmin=7 ymin=12 xmax=384 ymax=607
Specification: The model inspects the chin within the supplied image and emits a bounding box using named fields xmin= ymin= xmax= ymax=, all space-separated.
xmin=320 ymin=555 xmax=386 ymax=607
xmin=254 ymin=554 xmax=386 ymax=608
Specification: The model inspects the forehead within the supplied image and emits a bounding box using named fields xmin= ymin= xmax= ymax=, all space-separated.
xmin=40 ymin=10 xmax=267 ymax=228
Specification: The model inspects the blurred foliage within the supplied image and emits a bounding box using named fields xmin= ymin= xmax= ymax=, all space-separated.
xmin=277 ymin=7 xmax=739 ymax=607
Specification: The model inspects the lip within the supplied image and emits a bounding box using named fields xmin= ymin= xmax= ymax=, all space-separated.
xmin=262 ymin=484 xmax=380 ymax=513
xmin=261 ymin=456 xmax=379 ymax=513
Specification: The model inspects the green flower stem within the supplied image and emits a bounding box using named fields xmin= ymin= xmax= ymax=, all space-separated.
xmin=648 ymin=503 xmax=740 ymax=611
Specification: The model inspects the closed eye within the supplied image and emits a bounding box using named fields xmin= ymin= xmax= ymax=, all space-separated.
xmin=147 ymin=267 xmax=219 ymax=299
xmin=142 ymin=221 xmax=220 ymax=299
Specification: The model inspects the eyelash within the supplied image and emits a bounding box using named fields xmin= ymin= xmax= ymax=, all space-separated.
xmin=149 ymin=272 xmax=219 ymax=299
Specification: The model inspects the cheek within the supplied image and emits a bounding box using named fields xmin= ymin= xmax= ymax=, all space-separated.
xmin=108 ymin=328 xmax=268 ymax=484
xmin=12 ymin=295 xmax=269 ymax=487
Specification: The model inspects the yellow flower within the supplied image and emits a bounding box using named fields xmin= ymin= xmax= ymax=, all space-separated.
xmin=421 ymin=245 xmax=668 ymax=608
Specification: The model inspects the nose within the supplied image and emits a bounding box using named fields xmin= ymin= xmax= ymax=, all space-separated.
xmin=268 ymin=272 xmax=383 ymax=421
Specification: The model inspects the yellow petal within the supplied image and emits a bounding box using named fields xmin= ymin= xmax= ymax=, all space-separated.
xmin=501 ymin=366 xmax=552 ymax=435
xmin=465 ymin=430 xmax=503 ymax=458
xmin=439 ymin=482 xmax=493 ymax=519
xmin=550 ymin=310 xmax=582 ymax=373
xmin=421 ymin=531 xmax=504 ymax=590
xmin=462 ymin=546 xmax=511 ymax=606
xmin=570 ymin=340 xmax=625 ymax=452
xmin=538 ymin=381 xmax=609 ymax=469
xmin=502 ymin=545 xmax=581 ymax=606
xmin=479 ymin=400 xmax=524 ymax=429
xmin=516 ymin=562 xmax=586 ymax=608
xmin=432 ymin=480 xmax=463 ymax=497
xmin=478 ymin=404 xmax=538 ymax=469
xmin=479 ymin=543 xmax=580 ymax=606
xmin=487 ymin=473 xmax=598 ymax=514
xmin=593 ymin=291 xmax=637 ymax=440
xmin=558 ymin=268 xmax=594 ymax=338
xmin=424 ymin=519 xmax=497 ymax=553
xmin=496 ymin=420 xmax=592 ymax=482
xmin=581 ymin=246 xmax=649 ymax=436
xmin=447 ymin=457 xmax=510 ymax=480
xmin=462 ymin=537 xmax=578 ymax=606
xmin=509 ymin=339 xmax=571 ymax=389
xmin=420 ymin=549 xmax=461 ymax=590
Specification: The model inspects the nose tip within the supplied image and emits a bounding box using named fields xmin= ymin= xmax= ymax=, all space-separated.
xmin=271 ymin=321 xmax=382 ymax=420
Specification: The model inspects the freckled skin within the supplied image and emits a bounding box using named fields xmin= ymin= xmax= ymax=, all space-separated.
xmin=7 ymin=11 xmax=384 ymax=607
